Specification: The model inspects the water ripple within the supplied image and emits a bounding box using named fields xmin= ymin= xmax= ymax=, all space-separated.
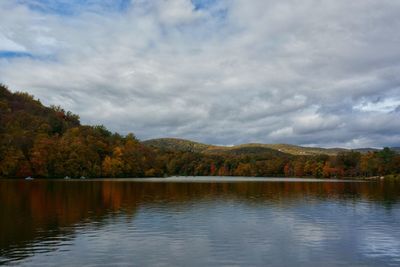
xmin=0 ymin=179 xmax=399 ymax=266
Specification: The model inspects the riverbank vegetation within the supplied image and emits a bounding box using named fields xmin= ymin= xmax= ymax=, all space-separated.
xmin=1 ymin=84 xmax=399 ymax=179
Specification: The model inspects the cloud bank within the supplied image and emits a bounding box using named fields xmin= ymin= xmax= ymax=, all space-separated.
xmin=1 ymin=0 xmax=400 ymax=147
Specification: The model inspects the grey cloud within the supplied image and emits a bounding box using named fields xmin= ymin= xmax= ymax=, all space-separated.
xmin=0 ymin=0 xmax=400 ymax=148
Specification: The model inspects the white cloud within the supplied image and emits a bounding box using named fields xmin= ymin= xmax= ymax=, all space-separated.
xmin=0 ymin=34 xmax=27 ymax=52
xmin=0 ymin=0 xmax=400 ymax=148
xmin=354 ymin=98 xmax=400 ymax=113
xmin=156 ymin=0 xmax=204 ymax=25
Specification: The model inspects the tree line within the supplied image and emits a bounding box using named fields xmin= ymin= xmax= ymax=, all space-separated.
xmin=1 ymin=84 xmax=399 ymax=178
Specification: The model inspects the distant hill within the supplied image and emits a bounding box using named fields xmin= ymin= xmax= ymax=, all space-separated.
xmin=352 ymin=148 xmax=380 ymax=153
xmin=143 ymin=138 xmax=289 ymax=157
xmin=204 ymin=145 xmax=289 ymax=157
xmin=390 ymin=147 xmax=400 ymax=153
xmin=143 ymin=138 xmax=398 ymax=156
xmin=143 ymin=138 xmax=335 ymax=156
xmin=234 ymin=143 xmax=346 ymax=156
xmin=142 ymin=138 xmax=211 ymax=153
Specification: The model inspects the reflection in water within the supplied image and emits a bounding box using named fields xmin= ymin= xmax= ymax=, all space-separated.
xmin=0 ymin=179 xmax=400 ymax=266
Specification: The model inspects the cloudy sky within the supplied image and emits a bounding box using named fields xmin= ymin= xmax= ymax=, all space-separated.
xmin=1 ymin=0 xmax=400 ymax=148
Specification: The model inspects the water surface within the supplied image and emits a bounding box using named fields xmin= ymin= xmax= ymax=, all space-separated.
xmin=1 ymin=177 xmax=399 ymax=266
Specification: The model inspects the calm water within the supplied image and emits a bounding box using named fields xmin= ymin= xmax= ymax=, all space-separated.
xmin=1 ymin=177 xmax=400 ymax=266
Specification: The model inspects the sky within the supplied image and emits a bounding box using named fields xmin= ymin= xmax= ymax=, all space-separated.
xmin=0 ymin=0 xmax=400 ymax=148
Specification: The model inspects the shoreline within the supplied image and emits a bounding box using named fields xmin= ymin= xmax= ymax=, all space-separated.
xmin=1 ymin=175 xmax=396 ymax=181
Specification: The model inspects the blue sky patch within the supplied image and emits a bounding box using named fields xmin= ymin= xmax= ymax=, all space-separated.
xmin=191 ymin=0 xmax=217 ymax=10
xmin=17 ymin=0 xmax=131 ymax=16
xmin=0 ymin=51 xmax=33 ymax=59
xmin=191 ymin=0 xmax=227 ymax=20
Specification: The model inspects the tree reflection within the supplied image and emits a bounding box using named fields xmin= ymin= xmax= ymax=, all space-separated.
xmin=0 ymin=179 xmax=399 ymax=263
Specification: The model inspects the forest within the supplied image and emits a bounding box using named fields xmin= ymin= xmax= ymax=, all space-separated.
xmin=1 ymin=84 xmax=399 ymax=179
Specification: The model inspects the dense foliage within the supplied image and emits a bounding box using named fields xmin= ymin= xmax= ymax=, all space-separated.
xmin=1 ymin=84 xmax=399 ymax=178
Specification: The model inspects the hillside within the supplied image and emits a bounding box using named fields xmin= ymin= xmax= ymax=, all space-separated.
xmin=233 ymin=143 xmax=346 ymax=156
xmin=390 ymin=147 xmax=400 ymax=153
xmin=143 ymin=138 xmax=398 ymax=156
xmin=143 ymin=138 xmax=289 ymax=157
xmin=144 ymin=138 xmax=346 ymax=156
xmin=142 ymin=138 xmax=211 ymax=153
xmin=0 ymin=84 xmax=80 ymax=135
xmin=141 ymin=137 xmax=289 ymax=158
xmin=205 ymin=145 xmax=289 ymax=157
xmin=0 ymin=84 xmax=158 ymax=178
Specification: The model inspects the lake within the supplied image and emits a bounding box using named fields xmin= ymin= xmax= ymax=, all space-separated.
xmin=1 ymin=177 xmax=400 ymax=266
